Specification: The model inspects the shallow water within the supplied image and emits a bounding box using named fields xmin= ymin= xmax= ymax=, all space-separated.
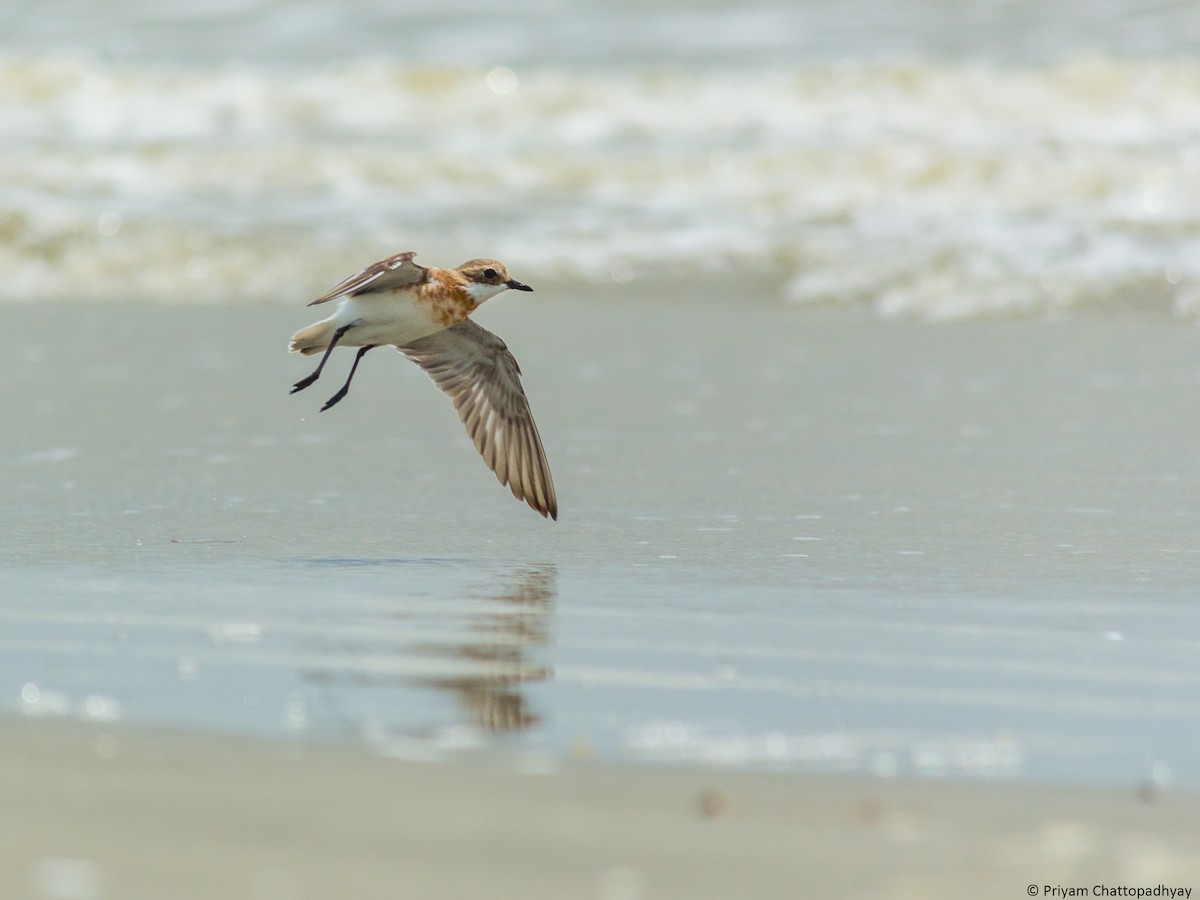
xmin=4 ymin=555 xmax=1200 ymax=787
xmin=3 ymin=299 xmax=1198 ymax=786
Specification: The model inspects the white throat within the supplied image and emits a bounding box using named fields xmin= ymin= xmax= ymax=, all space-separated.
xmin=465 ymin=282 xmax=508 ymax=304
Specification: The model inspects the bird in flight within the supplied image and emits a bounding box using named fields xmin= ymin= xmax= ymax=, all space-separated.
xmin=289 ymin=251 xmax=557 ymax=520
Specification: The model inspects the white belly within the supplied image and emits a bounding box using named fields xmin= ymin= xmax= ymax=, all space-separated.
xmin=333 ymin=293 xmax=444 ymax=346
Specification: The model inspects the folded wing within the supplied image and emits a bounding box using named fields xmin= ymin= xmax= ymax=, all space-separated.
xmin=399 ymin=319 xmax=557 ymax=520
xmin=308 ymin=251 xmax=428 ymax=306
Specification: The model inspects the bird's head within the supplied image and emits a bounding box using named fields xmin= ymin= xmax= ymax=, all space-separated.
xmin=457 ymin=258 xmax=533 ymax=302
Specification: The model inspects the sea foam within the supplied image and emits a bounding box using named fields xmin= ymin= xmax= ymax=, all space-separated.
xmin=2 ymin=56 xmax=1199 ymax=319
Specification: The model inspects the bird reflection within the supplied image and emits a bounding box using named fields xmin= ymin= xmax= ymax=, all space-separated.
xmin=410 ymin=563 xmax=556 ymax=733
xmin=298 ymin=562 xmax=557 ymax=739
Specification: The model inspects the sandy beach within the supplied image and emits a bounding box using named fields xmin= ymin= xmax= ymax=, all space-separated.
xmin=2 ymin=717 xmax=1198 ymax=900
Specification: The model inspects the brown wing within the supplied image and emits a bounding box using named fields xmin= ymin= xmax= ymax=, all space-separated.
xmin=399 ymin=319 xmax=557 ymax=520
xmin=308 ymin=251 xmax=428 ymax=306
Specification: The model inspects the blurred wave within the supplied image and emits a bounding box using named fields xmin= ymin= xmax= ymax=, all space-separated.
xmin=2 ymin=53 xmax=1200 ymax=318
xmin=2 ymin=0 xmax=1195 ymax=66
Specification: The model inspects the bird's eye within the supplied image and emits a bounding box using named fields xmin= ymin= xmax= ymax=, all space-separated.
xmin=483 ymin=268 xmax=498 ymax=279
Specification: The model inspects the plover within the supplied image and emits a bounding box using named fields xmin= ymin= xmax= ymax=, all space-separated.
xmin=289 ymin=251 xmax=557 ymax=520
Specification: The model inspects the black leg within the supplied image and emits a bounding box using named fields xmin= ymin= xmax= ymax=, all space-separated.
xmin=321 ymin=345 xmax=375 ymax=412
xmin=291 ymin=324 xmax=352 ymax=394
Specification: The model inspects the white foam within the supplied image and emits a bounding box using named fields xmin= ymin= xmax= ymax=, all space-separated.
xmin=2 ymin=56 xmax=1200 ymax=319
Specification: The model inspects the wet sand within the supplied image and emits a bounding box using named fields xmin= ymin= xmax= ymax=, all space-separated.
xmin=2 ymin=718 xmax=1198 ymax=900
xmin=5 ymin=288 xmax=1199 ymax=584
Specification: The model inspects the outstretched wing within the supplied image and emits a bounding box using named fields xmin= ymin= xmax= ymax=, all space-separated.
xmin=399 ymin=319 xmax=557 ymax=520
xmin=308 ymin=251 xmax=428 ymax=306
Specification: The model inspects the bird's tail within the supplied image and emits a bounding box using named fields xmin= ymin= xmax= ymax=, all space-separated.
xmin=289 ymin=318 xmax=336 ymax=355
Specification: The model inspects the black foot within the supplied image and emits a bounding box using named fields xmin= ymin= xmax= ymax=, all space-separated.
xmin=291 ymin=372 xmax=319 ymax=394
xmin=320 ymin=389 xmax=349 ymax=412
